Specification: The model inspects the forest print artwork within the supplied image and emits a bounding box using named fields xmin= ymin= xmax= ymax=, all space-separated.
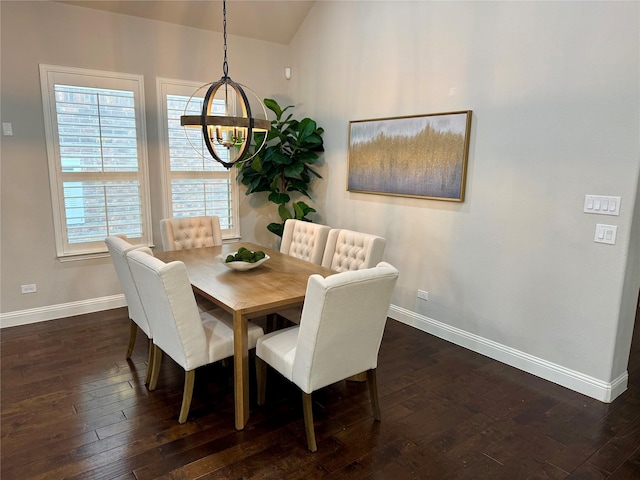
xmin=347 ymin=111 xmax=471 ymax=201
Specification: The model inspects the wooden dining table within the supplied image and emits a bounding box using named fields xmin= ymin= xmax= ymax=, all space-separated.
xmin=155 ymin=242 xmax=335 ymax=430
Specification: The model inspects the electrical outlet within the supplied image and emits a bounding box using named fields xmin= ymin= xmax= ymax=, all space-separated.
xmin=417 ymin=289 xmax=429 ymax=301
xmin=21 ymin=284 xmax=37 ymax=294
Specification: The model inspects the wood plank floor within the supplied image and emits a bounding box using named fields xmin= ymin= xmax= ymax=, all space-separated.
xmin=2 ymin=304 xmax=639 ymax=479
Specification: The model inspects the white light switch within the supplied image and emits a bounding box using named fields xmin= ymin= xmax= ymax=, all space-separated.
xmin=584 ymin=195 xmax=621 ymax=216
xmin=594 ymin=224 xmax=617 ymax=245
xmin=2 ymin=123 xmax=13 ymax=136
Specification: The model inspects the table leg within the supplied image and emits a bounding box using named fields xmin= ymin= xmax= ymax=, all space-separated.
xmin=233 ymin=311 xmax=249 ymax=430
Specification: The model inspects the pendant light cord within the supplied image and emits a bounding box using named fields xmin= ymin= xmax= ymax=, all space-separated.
xmin=222 ymin=0 xmax=229 ymax=78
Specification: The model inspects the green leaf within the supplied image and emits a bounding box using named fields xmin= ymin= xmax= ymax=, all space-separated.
xmin=292 ymin=202 xmax=304 ymax=219
xmin=263 ymin=98 xmax=282 ymax=118
xmin=288 ymin=179 xmax=310 ymax=197
xmin=298 ymin=118 xmax=317 ymax=141
xmin=251 ymin=156 xmax=262 ymax=173
xmin=252 ymin=130 xmax=267 ymax=146
xmin=267 ymin=222 xmax=284 ymax=237
xmin=295 ymin=151 xmax=320 ymax=163
xmin=269 ymin=173 xmax=281 ymax=192
xmin=268 ymin=192 xmax=290 ymax=204
xmin=266 ymin=129 xmax=283 ymax=142
xmin=271 ymin=152 xmax=293 ymax=165
xmin=278 ymin=204 xmax=292 ymax=221
xmin=284 ymin=163 xmax=304 ymax=178
xmin=282 ymin=113 xmax=294 ymax=124
xmin=301 ymin=133 xmax=323 ymax=146
xmin=307 ymin=166 xmax=322 ymax=179
xmin=295 ymin=201 xmax=316 ymax=215
xmin=251 ymin=178 xmax=270 ymax=194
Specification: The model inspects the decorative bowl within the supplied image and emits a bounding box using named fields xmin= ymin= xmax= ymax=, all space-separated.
xmin=218 ymin=253 xmax=270 ymax=271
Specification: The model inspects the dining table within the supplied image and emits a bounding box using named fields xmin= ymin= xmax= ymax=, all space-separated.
xmin=154 ymin=242 xmax=335 ymax=430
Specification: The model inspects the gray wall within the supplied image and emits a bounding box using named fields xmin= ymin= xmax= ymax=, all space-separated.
xmin=288 ymin=1 xmax=639 ymax=393
xmin=1 ymin=1 xmax=639 ymax=401
xmin=0 ymin=1 xmax=288 ymax=311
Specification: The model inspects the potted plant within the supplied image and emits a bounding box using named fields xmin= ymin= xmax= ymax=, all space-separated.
xmin=236 ymin=98 xmax=324 ymax=237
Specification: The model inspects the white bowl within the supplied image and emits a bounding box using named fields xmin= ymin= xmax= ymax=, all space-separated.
xmin=218 ymin=253 xmax=270 ymax=271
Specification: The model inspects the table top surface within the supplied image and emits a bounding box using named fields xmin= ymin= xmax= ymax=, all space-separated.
xmin=155 ymin=242 xmax=335 ymax=316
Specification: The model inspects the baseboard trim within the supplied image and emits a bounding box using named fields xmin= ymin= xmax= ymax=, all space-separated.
xmin=2 ymin=299 xmax=628 ymax=402
xmin=0 ymin=295 xmax=126 ymax=329
xmin=389 ymin=305 xmax=628 ymax=403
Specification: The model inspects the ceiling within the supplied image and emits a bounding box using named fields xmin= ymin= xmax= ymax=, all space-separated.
xmin=55 ymin=0 xmax=316 ymax=45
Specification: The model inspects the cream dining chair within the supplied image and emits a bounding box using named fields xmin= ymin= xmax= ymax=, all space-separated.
xmin=280 ymin=219 xmax=331 ymax=264
xmin=321 ymin=228 xmax=387 ymax=381
xmin=321 ymin=228 xmax=386 ymax=272
xmin=256 ymin=262 xmax=399 ymax=452
xmin=160 ymin=216 xmax=223 ymax=252
xmin=105 ymin=235 xmax=155 ymax=384
xmin=274 ymin=219 xmax=331 ymax=328
xmin=278 ymin=227 xmax=387 ymax=328
xmin=126 ymin=248 xmax=264 ymax=424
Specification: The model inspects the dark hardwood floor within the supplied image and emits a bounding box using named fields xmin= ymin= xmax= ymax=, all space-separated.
xmin=2 ymin=301 xmax=639 ymax=479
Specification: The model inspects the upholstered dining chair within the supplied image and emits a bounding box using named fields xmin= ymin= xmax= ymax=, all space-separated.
xmin=255 ymin=262 xmax=399 ymax=452
xmin=105 ymin=235 xmax=155 ymax=384
xmin=274 ymin=219 xmax=331 ymax=328
xmin=321 ymin=228 xmax=386 ymax=272
xmin=160 ymin=216 xmax=223 ymax=252
xmin=280 ymin=219 xmax=331 ymax=265
xmin=126 ymin=249 xmax=264 ymax=424
xmin=318 ymin=228 xmax=387 ymax=387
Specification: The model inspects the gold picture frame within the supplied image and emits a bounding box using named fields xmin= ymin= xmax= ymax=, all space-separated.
xmin=347 ymin=110 xmax=472 ymax=201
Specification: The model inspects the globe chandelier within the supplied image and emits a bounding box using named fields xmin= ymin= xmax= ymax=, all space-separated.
xmin=181 ymin=0 xmax=270 ymax=169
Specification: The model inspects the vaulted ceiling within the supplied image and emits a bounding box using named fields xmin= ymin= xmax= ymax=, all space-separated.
xmin=55 ymin=0 xmax=316 ymax=45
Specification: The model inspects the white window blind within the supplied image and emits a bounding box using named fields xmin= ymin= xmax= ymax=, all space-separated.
xmin=40 ymin=65 xmax=152 ymax=258
xmin=158 ymin=78 xmax=239 ymax=238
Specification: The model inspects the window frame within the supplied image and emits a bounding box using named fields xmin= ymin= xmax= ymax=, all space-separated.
xmin=156 ymin=77 xmax=241 ymax=240
xmin=39 ymin=64 xmax=153 ymax=260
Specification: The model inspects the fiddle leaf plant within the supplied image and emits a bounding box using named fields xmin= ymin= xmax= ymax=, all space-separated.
xmin=236 ymin=98 xmax=324 ymax=237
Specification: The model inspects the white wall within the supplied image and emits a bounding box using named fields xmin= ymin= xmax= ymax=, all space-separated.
xmin=0 ymin=1 xmax=288 ymax=314
xmin=288 ymin=1 xmax=640 ymax=399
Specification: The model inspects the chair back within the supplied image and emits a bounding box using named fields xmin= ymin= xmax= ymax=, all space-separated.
xmin=126 ymin=249 xmax=208 ymax=371
xmin=280 ymin=219 xmax=331 ymax=265
xmin=293 ymin=262 xmax=399 ymax=393
xmin=105 ymin=235 xmax=153 ymax=337
xmin=160 ymin=216 xmax=223 ymax=251
xmin=321 ymin=228 xmax=386 ymax=272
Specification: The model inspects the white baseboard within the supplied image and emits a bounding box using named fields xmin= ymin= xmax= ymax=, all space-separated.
xmin=0 ymin=295 xmax=127 ymax=329
xmin=2 ymin=299 xmax=628 ymax=403
xmin=389 ymin=305 xmax=628 ymax=403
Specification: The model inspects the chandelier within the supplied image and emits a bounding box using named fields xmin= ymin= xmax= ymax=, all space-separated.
xmin=181 ymin=0 xmax=270 ymax=169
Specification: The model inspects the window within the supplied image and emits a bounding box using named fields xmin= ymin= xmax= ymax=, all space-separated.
xmin=157 ymin=78 xmax=240 ymax=239
xmin=40 ymin=65 xmax=152 ymax=259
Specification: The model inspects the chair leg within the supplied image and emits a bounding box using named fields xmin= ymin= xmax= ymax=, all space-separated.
xmin=144 ymin=338 xmax=154 ymax=385
xmin=302 ymin=392 xmax=317 ymax=452
xmin=149 ymin=345 xmax=162 ymax=391
xmin=346 ymin=372 xmax=367 ymax=382
xmin=256 ymin=356 xmax=267 ymax=406
xmin=179 ymin=370 xmax=195 ymax=424
xmin=126 ymin=320 xmax=137 ymax=359
xmin=366 ymin=369 xmax=381 ymax=421
xmin=266 ymin=313 xmax=276 ymax=333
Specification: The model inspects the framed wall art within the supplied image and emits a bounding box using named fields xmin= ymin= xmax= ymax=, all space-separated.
xmin=347 ymin=110 xmax=472 ymax=201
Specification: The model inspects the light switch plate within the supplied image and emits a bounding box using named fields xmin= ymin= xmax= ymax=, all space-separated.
xmin=594 ymin=224 xmax=617 ymax=245
xmin=584 ymin=195 xmax=621 ymax=216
